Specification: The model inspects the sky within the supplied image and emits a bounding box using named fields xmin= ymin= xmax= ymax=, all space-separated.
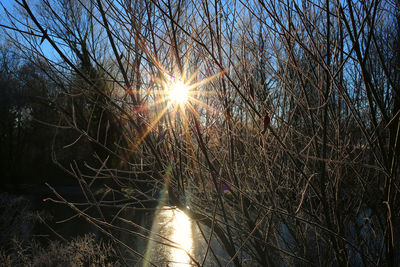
xmin=1 ymin=0 xmax=25 ymax=37
xmin=0 ymin=0 xmax=57 ymax=60
xmin=1 ymin=0 xmax=17 ymax=24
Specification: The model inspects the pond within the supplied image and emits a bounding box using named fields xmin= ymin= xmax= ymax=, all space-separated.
xmin=143 ymin=206 xmax=195 ymax=266
xmin=142 ymin=205 xmax=229 ymax=266
xmin=1 ymin=184 xmax=229 ymax=266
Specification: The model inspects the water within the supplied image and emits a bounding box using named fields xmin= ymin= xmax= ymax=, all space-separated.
xmin=140 ymin=204 xmax=233 ymax=266
xmin=2 ymin=185 xmax=229 ymax=266
xmin=143 ymin=206 xmax=195 ymax=266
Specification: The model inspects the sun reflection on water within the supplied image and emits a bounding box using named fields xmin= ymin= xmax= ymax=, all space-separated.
xmin=145 ymin=206 xmax=194 ymax=266
xmin=167 ymin=208 xmax=193 ymax=266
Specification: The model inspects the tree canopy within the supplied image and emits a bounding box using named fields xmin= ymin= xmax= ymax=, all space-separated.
xmin=1 ymin=0 xmax=399 ymax=265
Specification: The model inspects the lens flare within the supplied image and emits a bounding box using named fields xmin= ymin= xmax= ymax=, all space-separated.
xmin=169 ymin=81 xmax=189 ymax=105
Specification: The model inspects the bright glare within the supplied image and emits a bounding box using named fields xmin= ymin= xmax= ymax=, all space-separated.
xmin=171 ymin=209 xmax=193 ymax=265
xmin=169 ymin=81 xmax=189 ymax=105
xmin=144 ymin=206 xmax=193 ymax=267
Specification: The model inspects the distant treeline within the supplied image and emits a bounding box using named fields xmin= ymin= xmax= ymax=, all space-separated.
xmin=0 ymin=45 xmax=112 ymax=187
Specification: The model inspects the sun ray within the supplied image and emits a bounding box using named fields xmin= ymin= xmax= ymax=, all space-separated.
xmin=142 ymin=97 xmax=168 ymax=109
xmin=187 ymin=67 xmax=230 ymax=91
xmin=188 ymin=97 xmax=230 ymax=119
xmin=185 ymin=63 xmax=205 ymax=86
xmin=168 ymin=80 xmax=189 ymax=104
xmin=129 ymin=104 xmax=170 ymax=154
xmin=123 ymin=50 xmax=238 ymax=162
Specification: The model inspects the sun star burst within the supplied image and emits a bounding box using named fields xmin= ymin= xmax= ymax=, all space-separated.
xmin=168 ymin=81 xmax=189 ymax=105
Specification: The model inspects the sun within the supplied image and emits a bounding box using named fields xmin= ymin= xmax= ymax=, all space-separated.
xmin=168 ymin=81 xmax=189 ymax=105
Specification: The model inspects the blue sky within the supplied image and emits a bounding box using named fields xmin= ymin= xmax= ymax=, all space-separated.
xmin=1 ymin=0 xmax=16 ymax=23
xmin=0 ymin=0 xmax=56 ymax=59
xmin=1 ymin=0 xmax=23 ymax=32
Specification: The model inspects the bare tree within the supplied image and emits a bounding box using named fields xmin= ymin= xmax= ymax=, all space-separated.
xmin=2 ymin=0 xmax=399 ymax=265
